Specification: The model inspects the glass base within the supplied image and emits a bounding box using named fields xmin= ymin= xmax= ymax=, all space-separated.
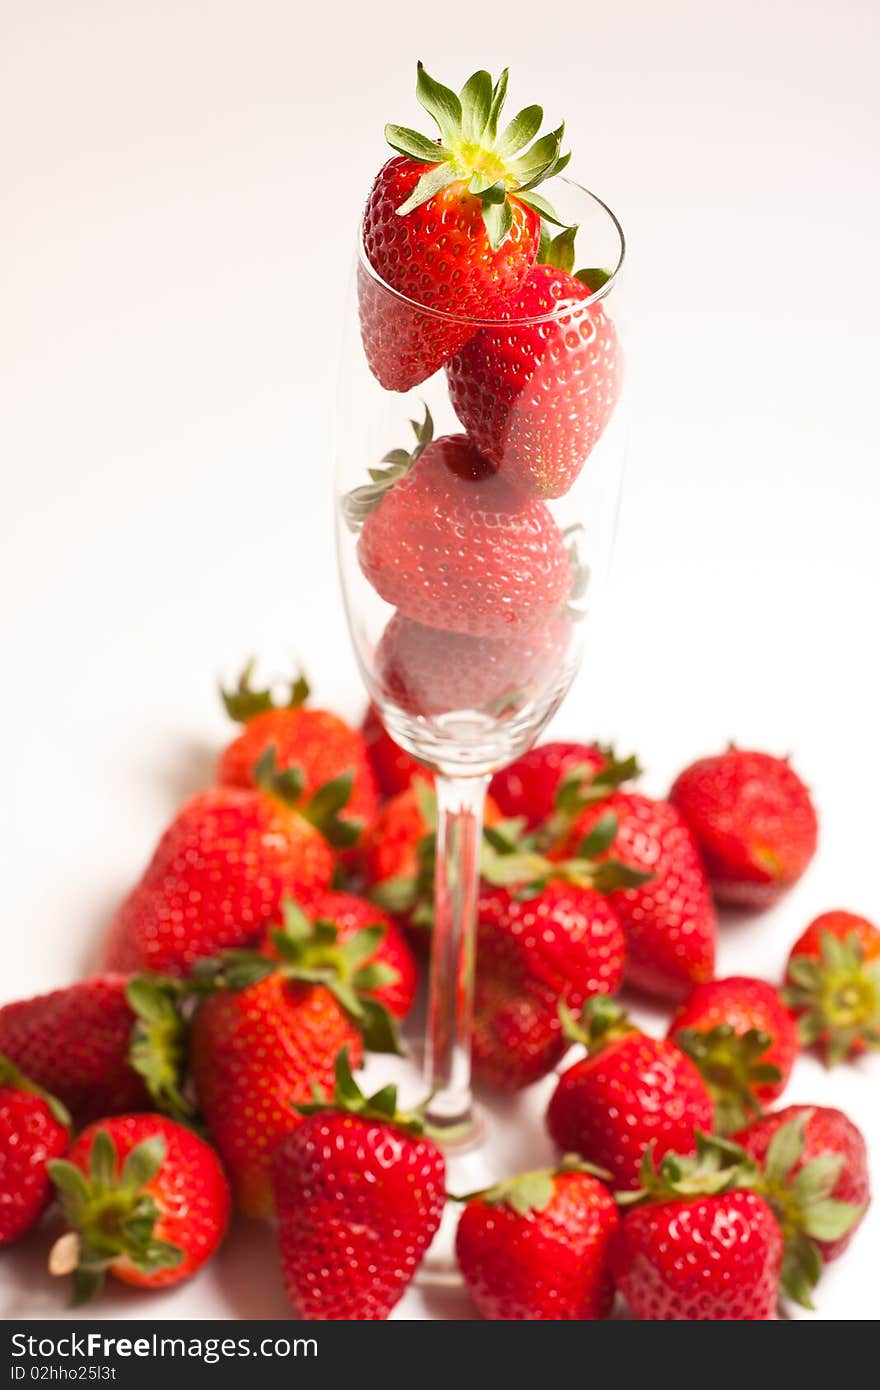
xmin=418 ymin=1125 xmax=495 ymax=1290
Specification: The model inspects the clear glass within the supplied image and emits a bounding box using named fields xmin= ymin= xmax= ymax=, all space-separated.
xmin=334 ymin=178 xmax=627 ymax=1147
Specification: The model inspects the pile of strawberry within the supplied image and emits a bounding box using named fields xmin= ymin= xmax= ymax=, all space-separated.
xmin=348 ymin=63 xmax=620 ymax=719
xmin=1 ymin=669 xmax=876 ymax=1320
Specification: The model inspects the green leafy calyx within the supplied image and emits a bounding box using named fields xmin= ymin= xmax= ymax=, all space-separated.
xmin=455 ymin=1154 xmax=611 ymax=1215
xmin=782 ymin=929 xmax=880 ymax=1065
xmin=125 ymin=977 xmax=193 ymax=1125
xmin=386 ymin=64 xmax=570 ymax=249
xmin=221 ymin=659 xmax=310 ymax=723
xmin=191 ymin=897 xmax=402 ymax=1055
xmin=675 ymin=1025 xmax=782 ymax=1134
xmin=559 ymin=995 xmax=637 ymax=1055
xmin=343 ymin=406 xmax=433 ymax=533
xmin=295 ymin=1047 xmax=424 ymax=1134
xmin=254 ymin=745 xmax=362 ymax=850
xmin=47 ymin=1130 xmax=182 ymax=1302
xmin=617 ymin=1131 xmax=761 ymax=1208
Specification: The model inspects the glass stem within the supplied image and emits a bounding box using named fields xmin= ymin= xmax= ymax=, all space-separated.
xmin=424 ymin=772 xmax=489 ymax=1143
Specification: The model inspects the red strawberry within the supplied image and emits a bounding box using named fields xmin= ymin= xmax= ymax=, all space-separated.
xmin=273 ymin=1050 xmax=445 ymax=1319
xmin=218 ymin=665 xmax=378 ymax=850
xmin=360 ymin=64 xmax=568 ymax=391
xmin=455 ymin=1161 xmax=619 ymax=1320
xmin=490 ymin=742 xmax=639 ymax=830
xmin=446 ymin=229 xmax=620 ymax=499
xmin=669 ymin=976 xmax=800 ymax=1132
xmin=0 ymin=1056 xmax=69 ymax=1246
xmin=0 ymin=974 xmax=189 ymax=1128
xmin=350 ymin=420 xmax=572 ymax=639
xmin=546 ymin=997 xmax=713 ymax=1190
xmin=190 ymin=899 xmax=399 ymax=1216
xmin=48 ymin=1115 xmax=230 ymax=1298
xmin=104 ymin=762 xmax=334 ymax=978
xmin=611 ymin=1138 xmax=784 ymax=1320
xmin=548 ymin=791 xmax=716 ymax=1001
xmin=783 ymin=910 xmax=880 ymax=1063
xmin=670 ymin=747 xmax=818 ymax=906
xmin=296 ymin=890 xmax=418 ymax=1021
xmin=361 ymin=703 xmax=423 ymax=799
xmin=734 ymin=1106 xmax=869 ymax=1303
xmin=472 ymin=879 xmax=626 ymax=1090
xmin=375 ymin=610 xmax=572 ymax=718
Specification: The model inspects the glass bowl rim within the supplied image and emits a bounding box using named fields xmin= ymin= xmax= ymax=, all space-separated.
xmin=357 ymin=177 xmax=625 ymax=328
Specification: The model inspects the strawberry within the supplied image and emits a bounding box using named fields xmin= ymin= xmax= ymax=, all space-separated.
xmin=375 ymin=610 xmax=572 ymax=718
xmin=295 ymin=890 xmax=418 ymax=1021
xmin=103 ymin=759 xmax=334 ymax=979
xmin=218 ymin=664 xmax=378 ymax=850
xmin=611 ymin=1136 xmax=784 ymax=1320
xmin=347 ymin=412 xmax=572 ymax=638
xmin=273 ymin=1050 xmax=445 ymax=1319
xmin=669 ymin=976 xmax=800 ymax=1132
xmin=472 ymin=877 xmax=626 ymax=1091
xmin=0 ymin=1056 xmax=69 ymax=1246
xmin=783 ymin=910 xmax=880 ymax=1063
xmin=490 ymin=742 xmax=639 ymax=830
xmin=360 ymin=64 xmax=569 ymax=391
xmin=455 ymin=1160 xmax=619 ymax=1320
xmin=734 ymin=1106 xmax=869 ymax=1305
xmin=546 ymin=997 xmax=713 ymax=1190
xmin=547 ymin=790 xmax=716 ymax=1001
xmin=446 ymin=228 xmax=620 ymax=499
xmin=362 ymin=777 xmax=501 ymax=936
xmin=0 ymin=974 xmax=190 ymax=1128
xmin=670 ymin=747 xmax=818 ymax=906
xmin=190 ymin=899 xmax=399 ymax=1216
xmin=361 ymin=703 xmax=422 ymax=799
xmin=48 ymin=1115 xmax=230 ymax=1299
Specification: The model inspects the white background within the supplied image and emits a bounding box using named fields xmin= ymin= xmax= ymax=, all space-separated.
xmin=2 ymin=0 xmax=878 ymax=1320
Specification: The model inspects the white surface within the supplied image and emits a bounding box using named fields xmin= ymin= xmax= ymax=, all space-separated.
xmin=1 ymin=0 xmax=878 ymax=1321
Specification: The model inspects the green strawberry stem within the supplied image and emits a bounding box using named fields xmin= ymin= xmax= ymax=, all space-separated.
xmin=48 ymin=1131 xmax=182 ymax=1303
xmin=295 ymin=1047 xmax=424 ymax=1134
xmin=558 ymin=994 xmax=638 ymax=1054
xmin=190 ymin=897 xmax=402 ymax=1055
xmin=386 ymin=64 xmax=570 ymax=249
xmin=221 ymin=659 xmax=310 ymax=722
xmin=782 ymin=929 xmax=880 ymax=1064
xmin=674 ymin=1025 xmax=782 ymax=1134
xmin=0 ymin=1053 xmax=70 ymax=1129
xmin=616 ymin=1131 xmax=761 ymax=1208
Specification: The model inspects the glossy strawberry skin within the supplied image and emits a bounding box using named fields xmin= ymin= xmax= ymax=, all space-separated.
xmin=376 ymin=611 xmax=572 ymax=718
xmin=0 ymin=1085 xmax=69 ymax=1245
xmin=296 ymin=890 xmax=418 ymax=1020
xmin=360 ymin=156 xmax=540 ymax=392
xmin=546 ymin=1033 xmax=713 ymax=1190
xmin=191 ymin=974 xmax=362 ymax=1218
xmin=361 ymin=704 xmax=422 ymax=799
xmin=490 ymin=741 xmax=607 ymax=830
xmin=550 ymin=791 xmax=716 ymax=1001
xmin=218 ymin=706 xmax=378 ymax=847
xmin=669 ymin=976 xmax=799 ymax=1109
xmin=670 ymin=748 xmax=818 ymax=906
xmin=0 ymin=976 xmax=149 ymax=1128
xmin=273 ymin=1111 xmax=445 ymax=1319
xmin=456 ymin=1172 xmax=619 ymax=1320
xmin=734 ymin=1105 xmax=870 ymax=1262
xmin=611 ymin=1189 xmax=783 ymax=1320
xmin=473 ymin=882 xmax=626 ymax=1091
xmin=447 ymin=264 xmax=620 ymax=499
xmin=67 ymin=1115 xmax=230 ymax=1288
xmin=104 ymin=788 xmax=334 ymax=978
xmin=358 ymin=435 xmax=572 ymax=638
